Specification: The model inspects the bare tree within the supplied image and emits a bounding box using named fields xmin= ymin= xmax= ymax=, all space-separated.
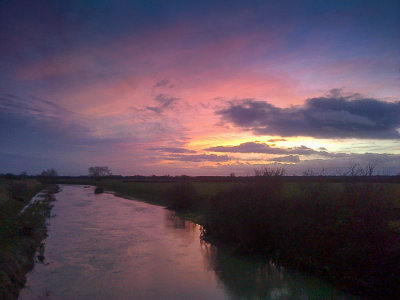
xmin=88 ymin=166 xmax=112 ymax=179
xmin=303 ymin=168 xmax=326 ymax=176
xmin=364 ymin=163 xmax=376 ymax=176
xmin=347 ymin=163 xmax=363 ymax=176
xmin=339 ymin=163 xmax=376 ymax=176
xmin=40 ymin=168 xmax=58 ymax=177
xmin=254 ymin=166 xmax=285 ymax=177
xmin=303 ymin=168 xmax=315 ymax=176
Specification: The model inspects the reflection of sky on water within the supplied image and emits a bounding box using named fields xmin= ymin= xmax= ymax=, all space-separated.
xmin=200 ymin=241 xmax=356 ymax=299
xmin=20 ymin=185 xmax=354 ymax=299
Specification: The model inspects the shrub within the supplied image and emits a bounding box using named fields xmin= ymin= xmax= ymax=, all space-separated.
xmin=94 ymin=186 xmax=104 ymax=194
xmin=6 ymin=182 xmax=26 ymax=202
xmin=201 ymin=180 xmax=400 ymax=296
xmin=166 ymin=181 xmax=199 ymax=210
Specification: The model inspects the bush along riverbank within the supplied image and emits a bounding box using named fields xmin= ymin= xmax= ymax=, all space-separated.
xmin=201 ymin=179 xmax=400 ymax=299
xmin=0 ymin=180 xmax=59 ymax=300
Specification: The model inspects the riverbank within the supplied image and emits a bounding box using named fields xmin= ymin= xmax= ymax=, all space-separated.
xmin=20 ymin=184 xmax=352 ymax=299
xmin=90 ymin=178 xmax=400 ymax=299
xmin=0 ymin=180 xmax=58 ymax=299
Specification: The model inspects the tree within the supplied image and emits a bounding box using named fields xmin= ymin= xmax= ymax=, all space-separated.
xmin=339 ymin=163 xmax=376 ymax=176
xmin=40 ymin=168 xmax=58 ymax=177
xmin=88 ymin=166 xmax=112 ymax=179
xmin=254 ymin=166 xmax=285 ymax=177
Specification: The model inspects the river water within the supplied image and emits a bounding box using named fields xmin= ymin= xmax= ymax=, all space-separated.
xmin=20 ymin=185 xmax=354 ymax=299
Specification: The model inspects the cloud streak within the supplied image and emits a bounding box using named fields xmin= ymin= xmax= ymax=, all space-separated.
xmin=148 ymin=147 xmax=196 ymax=153
xmin=269 ymin=155 xmax=300 ymax=163
xmin=0 ymin=93 xmax=73 ymax=121
xmin=205 ymin=142 xmax=330 ymax=156
xmin=146 ymin=94 xmax=179 ymax=114
xmin=217 ymin=90 xmax=400 ymax=139
xmin=164 ymin=154 xmax=231 ymax=162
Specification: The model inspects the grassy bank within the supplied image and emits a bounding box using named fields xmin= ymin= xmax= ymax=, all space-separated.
xmin=87 ymin=177 xmax=400 ymax=298
xmin=0 ymin=179 xmax=58 ymax=299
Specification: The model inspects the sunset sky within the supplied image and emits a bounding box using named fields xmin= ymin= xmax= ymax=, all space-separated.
xmin=1 ymin=0 xmax=399 ymax=175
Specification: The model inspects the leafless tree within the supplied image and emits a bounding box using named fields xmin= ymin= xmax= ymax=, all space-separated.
xmin=254 ymin=166 xmax=285 ymax=177
xmin=88 ymin=166 xmax=112 ymax=179
xmin=338 ymin=163 xmax=376 ymax=176
xmin=40 ymin=168 xmax=58 ymax=177
xmin=364 ymin=163 xmax=375 ymax=176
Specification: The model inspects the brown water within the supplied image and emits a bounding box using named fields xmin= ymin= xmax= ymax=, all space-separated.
xmin=20 ymin=185 xmax=355 ymax=299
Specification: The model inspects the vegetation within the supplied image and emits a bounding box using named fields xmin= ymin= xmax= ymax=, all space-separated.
xmin=94 ymin=186 xmax=104 ymax=194
xmin=39 ymin=168 xmax=58 ymax=177
xmin=5 ymin=169 xmax=399 ymax=298
xmin=88 ymin=166 xmax=112 ymax=194
xmin=79 ymin=173 xmax=400 ymax=298
xmin=88 ymin=166 xmax=112 ymax=179
xmin=165 ymin=180 xmax=200 ymax=210
xmin=0 ymin=179 xmax=58 ymax=299
xmin=202 ymin=179 xmax=400 ymax=298
xmin=94 ymin=179 xmax=238 ymax=207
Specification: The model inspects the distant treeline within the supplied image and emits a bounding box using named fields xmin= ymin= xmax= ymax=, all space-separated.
xmin=1 ymin=173 xmax=399 ymax=184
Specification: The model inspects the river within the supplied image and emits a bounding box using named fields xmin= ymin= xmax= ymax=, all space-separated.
xmin=20 ymin=185 xmax=355 ymax=299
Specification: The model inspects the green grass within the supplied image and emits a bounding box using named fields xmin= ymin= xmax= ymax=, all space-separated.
xmin=101 ymin=180 xmax=174 ymax=205
xmin=0 ymin=179 xmax=56 ymax=299
xmin=98 ymin=180 xmax=242 ymax=206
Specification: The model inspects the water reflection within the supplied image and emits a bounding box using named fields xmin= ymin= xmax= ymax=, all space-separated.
xmin=201 ymin=242 xmax=289 ymax=299
xmin=165 ymin=211 xmax=198 ymax=231
xmin=167 ymin=212 xmax=353 ymax=300
xmin=201 ymin=241 xmax=347 ymax=299
xmin=20 ymin=186 xmax=353 ymax=300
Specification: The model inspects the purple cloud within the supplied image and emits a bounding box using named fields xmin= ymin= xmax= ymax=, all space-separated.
xmin=146 ymin=94 xmax=179 ymax=114
xmin=217 ymin=91 xmax=400 ymax=139
xmin=164 ymin=154 xmax=231 ymax=162
xmin=204 ymin=142 xmax=329 ymax=156
xmin=148 ymin=147 xmax=196 ymax=153
xmin=269 ymin=155 xmax=300 ymax=163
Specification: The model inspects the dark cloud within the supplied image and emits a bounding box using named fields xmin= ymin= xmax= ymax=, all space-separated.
xmin=155 ymin=94 xmax=178 ymax=107
xmin=153 ymin=79 xmax=170 ymax=88
xmin=204 ymin=142 xmax=328 ymax=156
xmin=216 ymin=91 xmax=400 ymax=139
xmin=267 ymin=138 xmax=286 ymax=142
xmin=269 ymin=155 xmax=300 ymax=163
xmin=164 ymin=154 xmax=231 ymax=162
xmin=146 ymin=106 xmax=162 ymax=114
xmin=146 ymin=94 xmax=179 ymax=114
xmin=288 ymin=145 xmax=324 ymax=156
xmin=148 ymin=147 xmax=196 ymax=153
xmin=205 ymin=142 xmax=285 ymax=154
